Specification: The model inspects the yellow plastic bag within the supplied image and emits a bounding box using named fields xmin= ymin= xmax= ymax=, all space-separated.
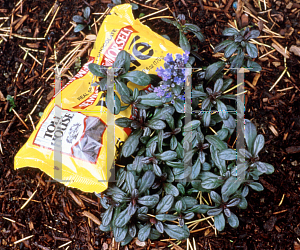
xmin=15 ymin=4 xmax=183 ymax=193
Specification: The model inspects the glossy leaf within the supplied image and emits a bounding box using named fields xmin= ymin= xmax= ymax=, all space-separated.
xmin=121 ymin=71 xmax=151 ymax=86
xmin=129 ymin=224 xmax=136 ymax=238
xmin=83 ymin=7 xmax=90 ymax=19
xmin=224 ymin=42 xmax=239 ymax=58
xmin=222 ymin=28 xmax=240 ymax=36
xmin=210 ymin=191 xmax=222 ymax=204
xmin=102 ymin=206 xmax=114 ymax=227
xmin=193 ymin=31 xmax=205 ymax=42
xmin=156 ymin=194 xmax=174 ymax=214
xmin=155 ymin=151 xmax=177 ymax=161
xmin=74 ymin=24 xmax=86 ymax=32
xmin=228 ymin=212 xmax=239 ymax=228
xmin=248 ymin=182 xmax=264 ymax=191
xmin=121 ymin=129 xmax=143 ymax=158
xmin=246 ymin=42 xmax=258 ymax=58
xmin=156 ymin=214 xmax=178 ymax=221
xmin=163 ymin=224 xmax=190 ymax=240
xmin=219 ymin=149 xmax=237 ymax=160
xmin=205 ymin=135 xmax=227 ymax=150
xmin=208 ymin=208 xmax=223 ymax=217
xmin=126 ymin=172 xmax=136 ymax=194
xmin=138 ymin=194 xmax=160 ymax=206
xmin=139 ymin=92 xmax=164 ymax=106
xmin=164 ymin=183 xmax=179 ymax=197
xmin=73 ymin=15 xmax=85 ymax=23
xmin=139 ymin=170 xmax=156 ymax=194
xmin=138 ymin=223 xmax=151 ymax=242
xmin=147 ymin=119 xmax=166 ymax=130
xmin=205 ymin=61 xmax=226 ymax=82
xmin=115 ymin=207 xmax=131 ymax=227
xmin=252 ymin=134 xmax=265 ymax=157
xmin=247 ymin=59 xmax=262 ymax=72
xmin=214 ymin=40 xmax=235 ymax=53
xmin=214 ymin=213 xmax=225 ymax=231
xmin=88 ymin=63 xmax=107 ymax=77
xmin=115 ymin=78 xmax=130 ymax=97
xmin=245 ymin=30 xmax=260 ymax=40
xmin=115 ymin=117 xmax=133 ymax=128
xmin=179 ymin=31 xmax=191 ymax=52
xmin=216 ymin=99 xmax=229 ymax=120
xmin=114 ymin=225 xmax=128 ymax=242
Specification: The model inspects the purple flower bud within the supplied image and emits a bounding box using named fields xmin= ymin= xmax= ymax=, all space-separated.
xmin=183 ymin=50 xmax=190 ymax=64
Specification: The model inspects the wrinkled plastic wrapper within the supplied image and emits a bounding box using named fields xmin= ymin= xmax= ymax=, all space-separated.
xmin=15 ymin=4 xmax=183 ymax=193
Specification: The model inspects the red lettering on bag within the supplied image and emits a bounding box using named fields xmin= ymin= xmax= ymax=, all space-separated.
xmin=101 ymin=26 xmax=136 ymax=66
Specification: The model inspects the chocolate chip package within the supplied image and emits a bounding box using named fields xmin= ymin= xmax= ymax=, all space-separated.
xmin=14 ymin=4 xmax=183 ymax=193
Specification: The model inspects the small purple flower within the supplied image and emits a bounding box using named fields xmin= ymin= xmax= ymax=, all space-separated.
xmin=178 ymin=95 xmax=185 ymax=101
xmin=156 ymin=67 xmax=165 ymax=77
xmin=176 ymin=54 xmax=182 ymax=61
xmin=154 ymin=87 xmax=165 ymax=98
xmin=174 ymin=76 xmax=184 ymax=85
xmin=165 ymin=92 xmax=172 ymax=98
xmin=165 ymin=53 xmax=174 ymax=63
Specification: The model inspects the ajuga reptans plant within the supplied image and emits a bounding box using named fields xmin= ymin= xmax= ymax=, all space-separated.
xmin=88 ymin=25 xmax=274 ymax=245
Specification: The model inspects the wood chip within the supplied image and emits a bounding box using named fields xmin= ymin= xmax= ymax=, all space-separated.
xmin=272 ymin=61 xmax=281 ymax=67
xmin=286 ymin=146 xmax=300 ymax=154
xmin=0 ymin=90 xmax=5 ymax=101
xmin=269 ymin=125 xmax=279 ymax=136
xmin=68 ymin=190 xmax=85 ymax=209
xmin=272 ymin=42 xmax=290 ymax=58
xmin=14 ymin=14 xmax=29 ymax=31
xmin=82 ymin=211 xmax=101 ymax=225
xmin=260 ymin=178 xmax=277 ymax=193
xmin=252 ymin=73 xmax=260 ymax=86
xmin=290 ymin=45 xmax=300 ymax=57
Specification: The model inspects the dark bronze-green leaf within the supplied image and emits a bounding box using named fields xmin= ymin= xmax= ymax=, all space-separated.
xmin=246 ymin=42 xmax=258 ymax=58
xmin=205 ymin=61 xmax=226 ymax=82
xmin=222 ymin=28 xmax=239 ymax=36
xmin=121 ymin=71 xmax=151 ymax=86
xmin=163 ymin=224 xmax=190 ymax=240
xmin=139 ymin=170 xmax=155 ymax=194
xmin=155 ymin=151 xmax=177 ymax=161
xmin=179 ymin=31 xmax=191 ymax=52
xmin=102 ymin=206 xmax=114 ymax=227
xmin=138 ymin=223 xmax=151 ymax=242
xmin=214 ymin=40 xmax=235 ymax=53
xmin=224 ymin=42 xmax=239 ymax=58
xmin=156 ymin=214 xmax=178 ymax=221
xmin=115 ymin=78 xmax=131 ymax=97
xmin=114 ymin=225 xmax=128 ymax=242
xmin=88 ymin=63 xmax=107 ymax=77
xmin=164 ymin=183 xmax=179 ymax=197
xmin=156 ymin=194 xmax=174 ymax=214
xmin=115 ymin=117 xmax=132 ymax=128
xmin=147 ymin=119 xmax=166 ymax=130
xmin=137 ymin=194 xmax=159 ymax=207
xmin=121 ymin=129 xmax=143 ymax=158
xmin=115 ymin=207 xmax=131 ymax=227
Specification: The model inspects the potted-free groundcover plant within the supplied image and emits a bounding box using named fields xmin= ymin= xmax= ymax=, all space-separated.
xmin=88 ymin=26 xmax=274 ymax=245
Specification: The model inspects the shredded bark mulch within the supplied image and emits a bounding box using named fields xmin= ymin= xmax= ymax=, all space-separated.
xmin=0 ymin=0 xmax=300 ymax=249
